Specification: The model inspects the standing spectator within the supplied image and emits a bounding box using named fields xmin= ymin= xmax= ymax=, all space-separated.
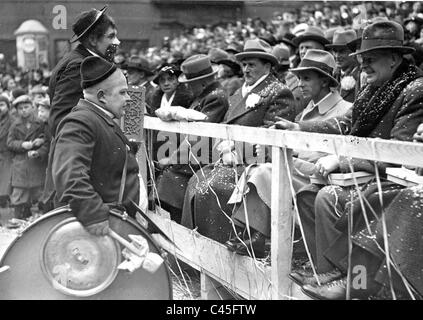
xmin=0 ymin=96 xmax=13 ymax=208
xmin=44 ymin=6 xmax=120 ymax=212
xmin=48 ymin=5 xmax=120 ymax=136
xmin=121 ymin=55 xmax=156 ymax=114
xmin=326 ymin=29 xmax=361 ymax=103
xmin=51 ymin=56 xmax=139 ymax=235
xmin=7 ymin=95 xmax=48 ymax=220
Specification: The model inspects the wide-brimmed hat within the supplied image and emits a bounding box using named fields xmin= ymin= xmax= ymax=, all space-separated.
xmin=153 ymin=64 xmax=182 ymax=85
xmin=80 ymin=56 xmax=117 ymax=89
xmin=272 ymin=44 xmax=290 ymax=67
xmin=235 ymin=39 xmax=278 ymax=66
xmin=293 ymin=26 xmax=330 ymax=47
xmin=290 ymin=49 xmax=338 ymax=87
xmin=326 ymin=29 xmax=358 ymax=50
xmin=351 ymin=20 xmax=415 ymax=56
xmin=178 ymin=54 xmax=218 ymax=83
xmin=70 ymin=6 xmax=108 ymax=43
xmin=122 ymin=55 xmax=154 ymax=76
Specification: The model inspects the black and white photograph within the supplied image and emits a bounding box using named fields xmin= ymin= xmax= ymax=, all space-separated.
xmin=0 ymin=0 xmax=423 ymax=304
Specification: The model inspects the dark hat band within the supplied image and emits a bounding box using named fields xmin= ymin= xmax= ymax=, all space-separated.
xmin=81 ymin=64 xmax=117 ymax=89
xmin=298 ymin=59 xmax=334 ymax=75
xmin=184 ymin=66 xmax=214 ymax=80
xmin=360 ymin=38 xmax=403 ymax=50
xmin=243 ymin=48 xmax=267 ymax=53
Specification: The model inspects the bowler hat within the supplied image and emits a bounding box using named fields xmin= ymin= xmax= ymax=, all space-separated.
xmin=12 ymin=95 xmax=32 ymax=108
xmin=70 ymin=6 xmax=108 ymax=43
xmin=80 ymin=56 xmax=117 ymax=89
xmin=293 ymin=26 xmax=330 ymax=47
xmin=290 ymin=49 xmax=338 ymax=87
xmin=235 ymin=39 xmax=278 ymax=66
xmin=122 ymin=55 xmax=154 ymax=76
xmin=153 ymin=64 xmax=182 ymax=85
xmin=178 ymin=54 xmax=218 ymax=83
xmin=351 ymin=20 xmax=415 ymax=56
xmin=326 ymin=29 xmax=357 ymax=49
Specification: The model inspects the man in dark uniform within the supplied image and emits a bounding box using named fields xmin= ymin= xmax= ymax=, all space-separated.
xmin=48 ymin=5 xmax=120 ymax=136
xmin=43 ymin=6 xmax=120 ymax=212
xmin=52 ymin=56 xmax=139 ymax=235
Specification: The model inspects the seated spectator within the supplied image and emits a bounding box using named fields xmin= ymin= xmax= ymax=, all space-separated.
xmin=286 ymin=21 xmax=423 ymax=299
xmin=155 ymin=54 xmax=229 ymax=222
xmin=224 ymin=50 xmax=352 ymax=258
xmin=180 ymin=39 xmax=295 ymax=245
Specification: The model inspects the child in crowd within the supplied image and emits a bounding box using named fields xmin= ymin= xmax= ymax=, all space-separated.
xmin=6 ymin=95 xmax=48 ymax=220
xmin=0 ymin=96 xmax=13 ymax=209
xmin=36 ymin=97 xmax=52 ymax=213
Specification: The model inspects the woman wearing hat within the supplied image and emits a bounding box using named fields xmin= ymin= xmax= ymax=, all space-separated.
xmin=223 ymin=50 xmax=352 ymax=258
xmin=149 ymin=64 xmax=194 ymax=179
xmin=179 ymin=39 xmax=296 ymax=246
xmin=283 ymin=20 xmax=423 ymax=300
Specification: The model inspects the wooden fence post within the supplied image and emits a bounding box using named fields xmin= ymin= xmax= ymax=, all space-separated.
xmin=271 ymin=147 xmax=293 ymax=300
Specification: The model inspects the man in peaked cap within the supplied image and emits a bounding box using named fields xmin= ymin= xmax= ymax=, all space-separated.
xmin=51 ymin=56 xmax=139 ymax=236
xmin=325 ymin=28 xmax=361 ymax=103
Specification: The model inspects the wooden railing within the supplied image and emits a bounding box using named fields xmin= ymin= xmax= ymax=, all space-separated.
xmin=141 ymin=116 xmax=423 ymax=300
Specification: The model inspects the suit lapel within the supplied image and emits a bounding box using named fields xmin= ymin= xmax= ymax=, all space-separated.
xmin=224 ymin=75 xmax=273 ymax=124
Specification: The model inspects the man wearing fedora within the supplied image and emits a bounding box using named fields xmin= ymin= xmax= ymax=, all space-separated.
xmin=51 ymin=56 xmax=139 ymax=236
xmin=156 ymin=54 xmax=228 ymax=222
xmin=48 ymin=6 xmax=120 ymax=137
xmin=121 ymin=55 xmax=156 ymax=114
xmin=288 ymin=26 xmax=330 ymax=116
xmin=282 ymin=20 xmax=423 ymax=300
xmin=326 ymin=28 xmax=361 ymax=103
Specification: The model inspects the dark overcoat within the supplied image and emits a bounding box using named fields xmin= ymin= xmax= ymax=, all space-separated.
xmin=7 ymin=116 xmax=48 ymax=189
xmin=0 ymin=113 xmax=13 ymax=196
xmin=156 ymin=81 xmax=229 ymax=213
xmin=52 ymin=99 xmax=140 ymax=226
xmin=48 ymin=44 xmax=91 ymax=136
